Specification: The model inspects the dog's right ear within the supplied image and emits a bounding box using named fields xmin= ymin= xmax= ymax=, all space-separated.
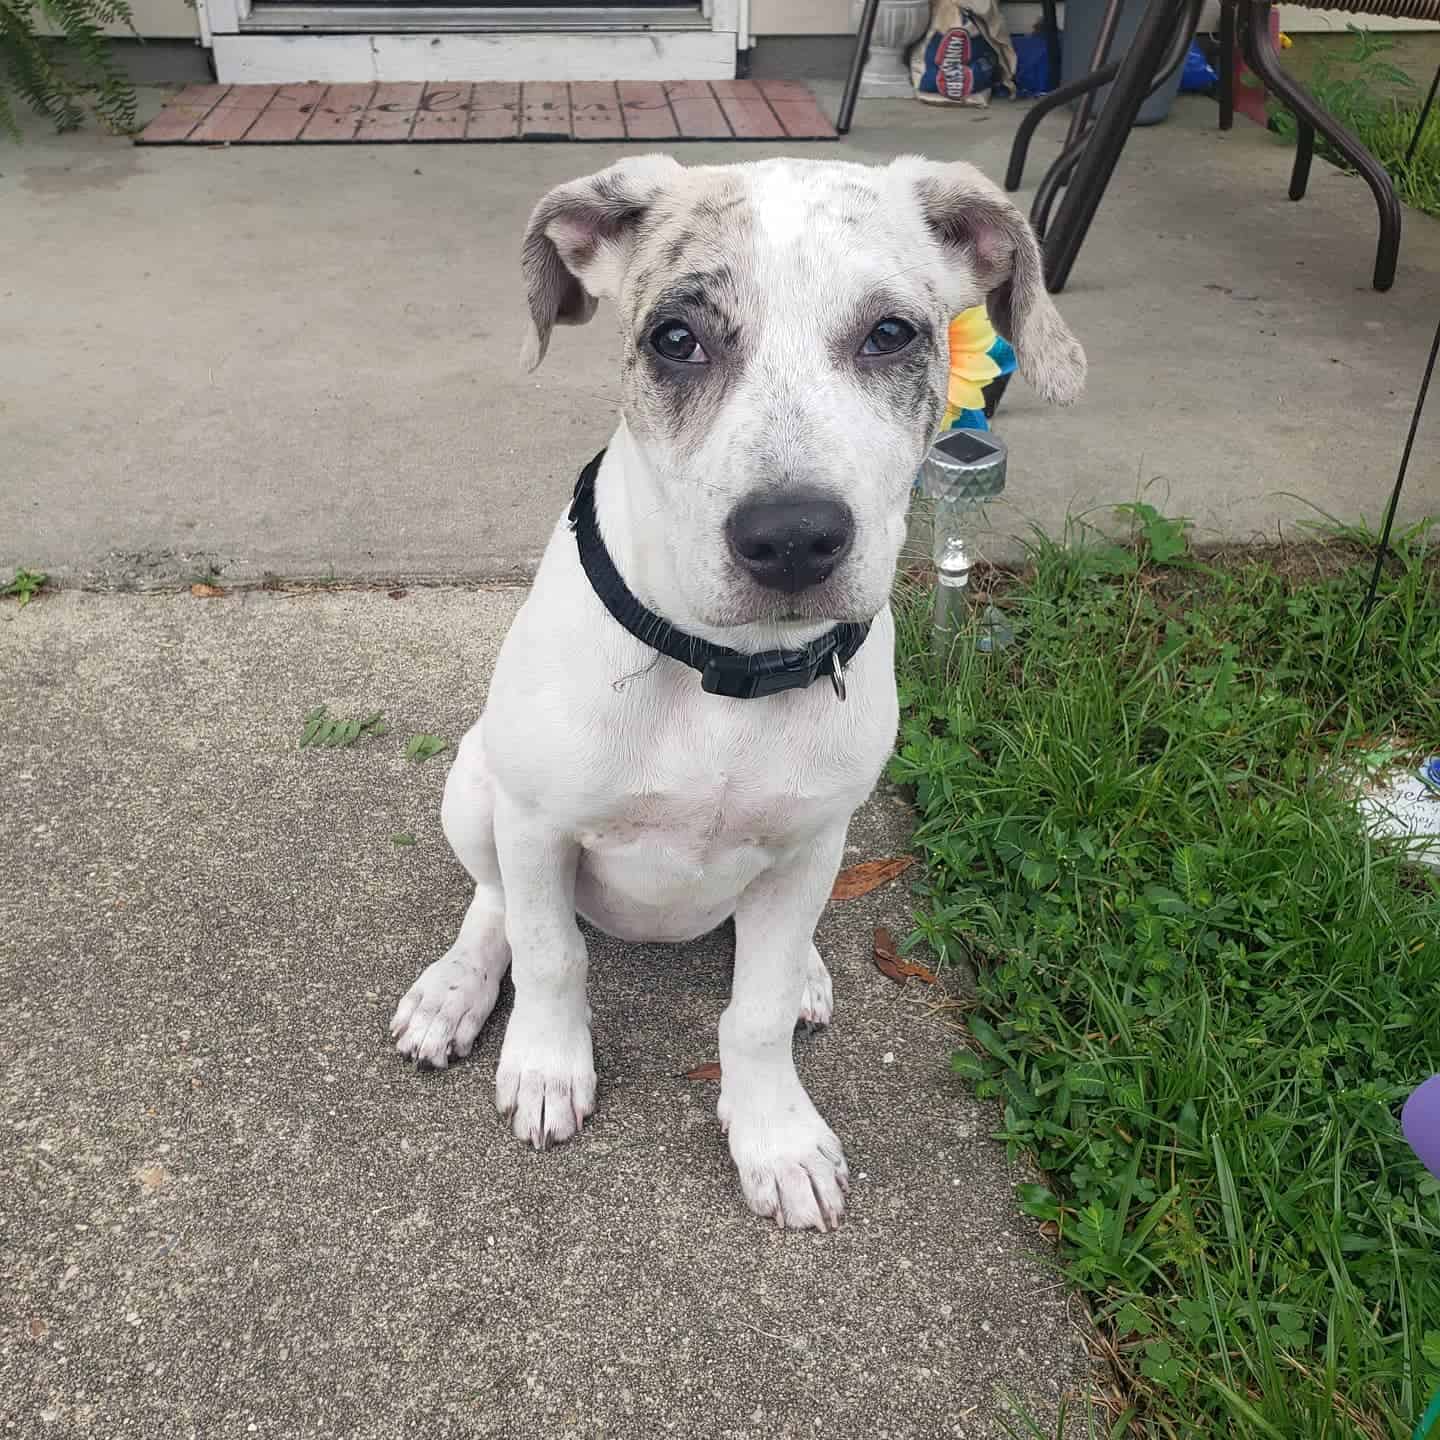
xmin=521 ymin=154 xmax=683 ymax=371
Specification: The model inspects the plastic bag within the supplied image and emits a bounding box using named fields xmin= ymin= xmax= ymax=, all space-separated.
xmin=1180 ymin=41 xmax=1217 ymax=93
xmin=1010 ymin=30 xmax=1056 ymax=97
xmin=911 ymin=0 xmax=1018 ymax=107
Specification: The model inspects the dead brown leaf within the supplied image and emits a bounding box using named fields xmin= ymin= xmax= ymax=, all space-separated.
xmin=135 ymin=1163 xmax=167 ymax=1193
xmin=28 ymin=1317 xmax=48 ymax=1341
xmin=872 ymin=927 xmax=937 ymax=985
xmin=387 ymin=588 xmax=408 ymax=600
xmin=830 ymin=855 xmax=914 ymax=901
xmin=684 ymin=1061 xmax=722 ymax=1082
xmin=189 ymin=582 xmax=224 ymax=599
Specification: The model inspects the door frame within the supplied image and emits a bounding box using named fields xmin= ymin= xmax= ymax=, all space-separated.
xmin=196 ymin=0 xmax=747 ymax=50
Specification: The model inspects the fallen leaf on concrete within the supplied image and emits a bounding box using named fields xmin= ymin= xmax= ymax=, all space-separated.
xmin=873 ymin=927 xmax=937 ymax=985
xmin=135 ymin=1164 xmax=167 ymax=1193
xmin=387 ymin=588 xmax=408 ymax=600
xmin=189 ymin=583 xmax=224 ymax=598
xmin=684 ymin=1061 xmax=722 ymax=1082
xmin=831 ymin=856 xmax=914 ymax=900
xmin=404 ymin=734 xmax=449 ymax=763
xmin=28 ymin=1317 xmax=48 ymax=1340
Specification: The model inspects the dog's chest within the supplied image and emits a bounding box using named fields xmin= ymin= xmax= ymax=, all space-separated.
xmin=578 ymin=722 xmax=844 ymax=854
xmin=578 ymin=775 xmax=804 ymax=857
xmin=573 ymin=777 xmax=808 ymax=942
xmin=567 ymin=704 xmax=874 ymax=940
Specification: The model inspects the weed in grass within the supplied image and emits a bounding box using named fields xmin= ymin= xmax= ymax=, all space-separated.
xmin=1267 ymin=29 xmax=1440 ymax=220
xmin=2 ymin=568 xmax=48 ymax=607
xmin=893 ymin=511 xmax=1440 ymax=1436
xmin=1114 ymin=503 xmax=1191 ymax=568
xmin=299 ymin=706 xmax=389 ymax=750
xmin=404 ymin=734 xmax=449 ymax=763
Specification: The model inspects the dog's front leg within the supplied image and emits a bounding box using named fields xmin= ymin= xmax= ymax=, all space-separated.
xmin=719 ymin=825 xmax=850 ymax=1232
xmin=492 ymin=792 xmax=596 ymax=1149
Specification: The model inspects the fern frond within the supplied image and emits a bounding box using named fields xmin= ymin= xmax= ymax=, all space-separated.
xmin=2 ymin=0 xmax=136 ymax=136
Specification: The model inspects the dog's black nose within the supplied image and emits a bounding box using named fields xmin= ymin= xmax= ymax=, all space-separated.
xmin=725 ymin=494 xmax=855 ymax=594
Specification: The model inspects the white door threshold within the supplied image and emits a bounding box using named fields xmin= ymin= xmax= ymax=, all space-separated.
xmin=245 ymin=4 xmax=709 ymax=31
xmin=210 ymin=28 xmax=738 ymax=82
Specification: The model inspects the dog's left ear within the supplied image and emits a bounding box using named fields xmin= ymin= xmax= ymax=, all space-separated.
xmin=521 ymin=153 xmax=683 ymax=372
xmin=890 ymin=156 xmax=1086 ymax=407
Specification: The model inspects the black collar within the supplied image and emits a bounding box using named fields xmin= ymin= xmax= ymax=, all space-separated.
xmin=568 ymin=451 xmax=869 ymax=701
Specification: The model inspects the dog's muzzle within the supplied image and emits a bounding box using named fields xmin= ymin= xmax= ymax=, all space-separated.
xmin=568 ymin=452 xmax=868 ymax=701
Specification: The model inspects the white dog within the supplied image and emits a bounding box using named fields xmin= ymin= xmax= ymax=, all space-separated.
xmin=391 ymin=154 xmax=1084 ymax=1231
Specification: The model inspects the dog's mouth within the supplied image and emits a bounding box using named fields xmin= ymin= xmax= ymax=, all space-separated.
xmin=708 ymin=577 xmax=866 ymax=631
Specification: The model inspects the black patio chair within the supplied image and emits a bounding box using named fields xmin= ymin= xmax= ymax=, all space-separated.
xmin=1215 ymin=0 xmax=1440 ymax=290
xmin=1009 ymin=0 xmax=1440 ymax=295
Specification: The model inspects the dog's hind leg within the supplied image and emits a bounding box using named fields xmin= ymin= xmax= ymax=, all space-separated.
xmin=391 ymin=727 xmax=511 ymax=1070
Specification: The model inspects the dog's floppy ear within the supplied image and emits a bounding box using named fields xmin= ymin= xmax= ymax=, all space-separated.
xmin=890 ymin=156 xmax=1086 ymax=407
xmin=521 ymin=153 xmax=683 ymax=372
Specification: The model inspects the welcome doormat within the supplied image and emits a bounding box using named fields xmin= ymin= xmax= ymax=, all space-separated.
xmin=136 ymin=80 xmax=837 ymax=145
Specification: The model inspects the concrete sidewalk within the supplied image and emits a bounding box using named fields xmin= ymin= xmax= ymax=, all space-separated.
xmin=3 ymin=90 xmax=1438 ymax=588
xmin=1 ymin=589 xmax=1089 ymax=1439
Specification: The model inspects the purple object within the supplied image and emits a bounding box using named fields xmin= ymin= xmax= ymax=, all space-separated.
xmin=1402 ymin=1075 xmax=1440 ymax=1181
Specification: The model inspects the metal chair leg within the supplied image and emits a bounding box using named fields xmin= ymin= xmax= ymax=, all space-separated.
xmin=1032 ymin=0 xmax=1202 ymax=244
xmin=1289 ymin=119 xmax=1314 ymax=200
xmin=1032 ymin=134 xmax=1093 ymax=236
xmin=1006 ymin=62 xmax=1121 ymax=192
xmin=1241 ymin=0 xmax=1401 ymax=290
xmin=836 ymin=0 xmax=882 ymax=136
xmin=1218 ymin=0 xmax=1235 ymax=130
xmin=1042 ymin=0 xmax=1193 ymax=293
xmin=1040 ymin=0 xmax=1062 ymax=91
xmin=1066 ymin=0 xmax=1127 ymax=148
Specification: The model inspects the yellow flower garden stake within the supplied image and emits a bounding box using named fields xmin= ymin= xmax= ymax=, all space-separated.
xmin=943 ymin=307 xmax=1003 ymax=429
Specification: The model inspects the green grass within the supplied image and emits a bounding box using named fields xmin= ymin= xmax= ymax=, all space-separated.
xmin=1265 ymin=29 xmax=1440 ymax=220
xmin=891 ymin=514 xmax=1440 ymax=1437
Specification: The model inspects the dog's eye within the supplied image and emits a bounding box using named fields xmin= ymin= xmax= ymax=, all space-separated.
xmin=861 ymin=318 xmax=918 ymax=357
xmin=650 ymin=321 xmax=708 ymax=365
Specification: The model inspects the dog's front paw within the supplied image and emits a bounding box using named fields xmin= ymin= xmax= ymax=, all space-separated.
xmin=495 ymin=1008 xmax=596 ymax=1150
xmin=718 ymin=1087 xmax=849 ymax=1232
xmin=391 ymin=949 xmax=505 ymax=1070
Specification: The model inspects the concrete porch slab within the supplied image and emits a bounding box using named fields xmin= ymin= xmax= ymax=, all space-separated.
xmin=0 ymin=588 xmax=1091 ymax=1439
xmin=1 ymin=90 xmax=1437 ymax=587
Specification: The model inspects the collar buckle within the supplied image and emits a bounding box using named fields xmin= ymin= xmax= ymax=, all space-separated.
xmin=701 ymin=648 xmax=824 ymax=700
